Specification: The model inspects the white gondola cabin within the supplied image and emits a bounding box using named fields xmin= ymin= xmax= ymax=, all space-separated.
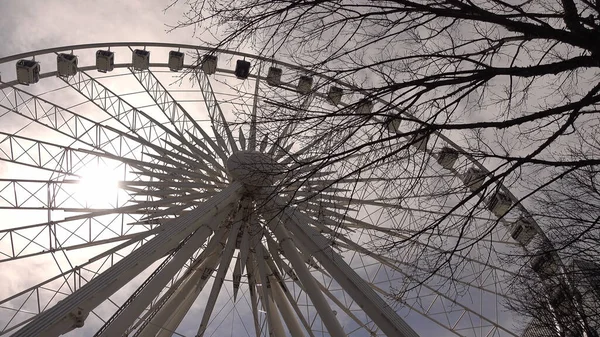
xmin=235 ymin=60 xmax=251 ymax=79
xmin=132 ymin=49 xmax=150 ymax=71
xmin=168 ymin=51 xmax=184 ymax=72
xmin=462 ymin=167 xmax=486 ymax=192
xmin=437 ymin=147 xmax=458 ymax=169
xmin=510 ymin=217 xmax=536 ymax=246
xmin=96 ymin=50 xmax=114 ymax=73
xmin=487 ymin=191 xmax=512 ymax=217
xmin=327 ymin=86 xmax=343 ymax=105
xmin=411 ymin=131 xmax=429 ymax=152
xmin=356 ymin=99 xmax=373 ymax=116
xmin=266 ymin=67 xmax=282 ymax=86
xmin=201 ymin=55 xmax=217 ymax=75
xmin=57 ymin=53 xmax=78 ymax=77
xmin=16 ymin=60 xmax=40 ymax=85
xmin=298 ymin=75 xmax=313 ymax=95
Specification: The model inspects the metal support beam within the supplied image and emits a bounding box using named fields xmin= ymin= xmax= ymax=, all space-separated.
xmin=12 ymin=183 xmax=242 ymax=337
xmin=268 ymin=217 xmax=347 ymax=337
xmin=195 ymin=202 xmax=245 ymax=337
xmin=136 ymin=226 xmax=228 ymax=337
xmin=256 ymin=244 xmax=286 ymax=337
xmin=268 ymin=270 xmax=306 ymax=337
xmin=96 ymin=223 xmax=215 ymax=337
xmin=277 ymin=200 xmax=420 ymax=337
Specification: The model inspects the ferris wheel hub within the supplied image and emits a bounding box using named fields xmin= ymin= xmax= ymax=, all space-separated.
xmin=226 ymin=151 xmax=281 ymax=192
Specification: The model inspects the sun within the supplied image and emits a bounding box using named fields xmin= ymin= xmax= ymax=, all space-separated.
xmin=77 ymin=163 xmax=121 ymax=208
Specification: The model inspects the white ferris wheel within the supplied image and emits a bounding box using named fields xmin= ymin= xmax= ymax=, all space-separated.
xmin=0 ymin=43 xmax=555 ymax=337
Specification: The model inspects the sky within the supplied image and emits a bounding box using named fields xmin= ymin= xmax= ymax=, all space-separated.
xmin=0 ymin=0 xmax=194 ymax=58
xmin=0 ymin=1 xmax=528 ymax=337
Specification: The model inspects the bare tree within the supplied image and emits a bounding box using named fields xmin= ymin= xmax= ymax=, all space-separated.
xmin=166 ymin=0 xmax=600 ymax=335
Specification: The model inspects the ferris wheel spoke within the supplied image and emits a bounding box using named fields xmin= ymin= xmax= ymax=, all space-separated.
xmin=129 ymin=68 xmax=205 ymax=143
xmin=212 ymin=123 xmax=234 ymax=156
xmin=61 ymin=71 xmax=186 ymax=152
xmin=194 ymin=71 xmax=238 ymax=154
xmin=244 ymin=258 xmax=265 ymax=337
xmin=268 ymin=273 xmax=306 ymax=337
xmin=185 ymin=130 xmax=229 ymax=175
xmin=0 ymin=214 xmax=151 ymax=263
xmin=61 ymin=190 xmax=219 ymax=224
xmin=0 ymin=130 xmax=132 ymax=178
xmin=248 ymin=70 xmax=262 ymax=151
xmin=0 ymin=231 xmax=153 ymax=335
xmin=95 ymin=215 xmax=216 ymax=337
xmin=260 ymin=244 xmax=317 ymax=337
xmin=274 ymin=200 xmax=421 ymax=337
xmin=268 ymin=213 xmax=347 ymax=337
xmin=12 ymin=183 xmax=242 ymax=337
xmin=135 ymin=225 xmax=228 ymax=337
xmin=195 ymin=205 xmax=242 ymax=337
xmin=0 ymin=84 xmax=159 ymax=165
xmin=194 ymin=124 xmax=230 ymax=164
xmin=336 ymin=235 xmax=517 ymax=303
xmin=254 ymin=247 xmax=286 ymax=337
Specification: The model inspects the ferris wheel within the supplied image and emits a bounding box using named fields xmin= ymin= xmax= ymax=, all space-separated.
xmin=0 ymin=43 xmax=554 ymax=337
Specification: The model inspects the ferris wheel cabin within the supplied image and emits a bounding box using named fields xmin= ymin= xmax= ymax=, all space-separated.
xmin=487 ymin=191 xmax=512 ymax=217
xmin=510 ymin=217 xmax=536 ymax=246
xmin=57 ymin=53 xmax=78 ymax=77
xmin=16 ymin=60 xmax=40 ymax=85
xmin=235 ymin=59 xmax=251 ymax=79
xmin=96 ymin=50 xmax=115 ymax=73
xmin=168 ymin=51 xmax=184 ymax=72
xmin=267 ymin=67 xmax=282 ymax=86
xmin=132 ymin=49 xmax=150 ymax=71
xmin=327 ymin=86 xmax=343 ymax=106
xmin=463 ymin=167 xmax=486 ymax=192
xmin=201 ymin=55 xmax=218 ymax=75
xmin=436 ymin=147 xmax=458 ymax=169
xmin=356 ymin=99 xmax=373 ymax=116
xmin=298 ymin=75 xmax=313 ymax=94
xmin=385 ymin=115 xmax=402 ymax=134
xmin=411 ymin=131 xmax=429 ymax=152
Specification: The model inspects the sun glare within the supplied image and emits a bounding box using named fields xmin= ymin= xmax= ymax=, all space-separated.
xmin=77 ymin=164 xmax=121 ymax=207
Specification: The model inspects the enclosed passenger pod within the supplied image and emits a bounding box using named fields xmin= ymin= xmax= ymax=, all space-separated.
xmin=355 ymin=99 xmax=373 ymax=116
xmin=266 ymin=67 xmax=282 ymax=86
xmin=411 ymin=131 xmax=429 ymax=152
xmin=385 ymin=115 xmax=401 ymax=134
xmin=510 ymin=216 xmax=536 ymax=246
xmin=168 ymin=51 xmax=184 ymax=72
xmin=132 ymin=49 xmax=150 ymax=71
xmin=297 ymin=75 xmax=313 ymax=95
xmin=462 ymin=167 xmax=486 ymax=192
xmin=487 ymin=191 xmax=512 ymax=217
xmin=235 ymin=60 xmax=251 ymax=79
xmin=437 ymin=147 xmax=458 ymax=169
xmin=57 ymin=53 xmax=78 ymax=77
xmin=327 ymin=86 xmax=343 ymax=106
xmin=530 ymin=251 xmax=558 ymax=279
xmin=16 ymin=60 xmax=40 ymax=85
xmin=201 ymin=55 xmax=218 ymax=75
xmin=96 ymin=50 xmax=115 ymax=73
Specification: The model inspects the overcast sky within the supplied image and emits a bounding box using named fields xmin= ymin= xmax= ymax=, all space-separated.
xmin=0 ymin=0 xmax=196 ymax=58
